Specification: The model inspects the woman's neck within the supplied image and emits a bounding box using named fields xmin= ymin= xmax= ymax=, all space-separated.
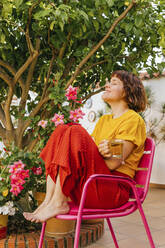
xmin=110 ymin=102 xmax=129 ymax=119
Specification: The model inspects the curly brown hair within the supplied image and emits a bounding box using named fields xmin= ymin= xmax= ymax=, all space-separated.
xmin=111 ymin=70 xmax=147 ymax=112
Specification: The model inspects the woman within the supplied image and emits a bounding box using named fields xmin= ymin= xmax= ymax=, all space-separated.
xmin=23 ymin=70 xmax=147 ymax=223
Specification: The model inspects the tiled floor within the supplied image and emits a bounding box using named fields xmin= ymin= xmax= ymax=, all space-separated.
xmin=87 ymin=187 xmax=165 ymax=248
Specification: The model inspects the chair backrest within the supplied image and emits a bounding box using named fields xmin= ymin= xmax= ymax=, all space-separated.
xmin=133 ymin=137 xmax=155 ymax=202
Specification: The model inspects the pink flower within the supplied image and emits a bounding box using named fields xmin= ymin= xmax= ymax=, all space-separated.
xmin=10 ymin=177 xmax=25 ymax=186
xmin=19 ymin=169 xmax=29 ymax=179
xmin=8 ymin=160 xmax=25 ymax=173
xmin=69 ymin=108 xmax=85 ymax=122
xmin=9 ymin=174 xmax=17 ymax=180
xmin=65 ymin=86 xmax=77 ymax=100
xmin=38 ymin=120 xmax=48 ymax=128
xmin=76 ymin=108 xmax=85 ymax=119
xmin=31 ymin=166 xmax=42 ymax=175
xmin=10 ymin=184 xmax=24 ymax=196
xmin=52 ymin=114 xmax=64 ymax=127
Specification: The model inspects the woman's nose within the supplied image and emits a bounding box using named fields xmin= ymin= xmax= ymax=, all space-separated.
xmin=105 ymin=80 xmax=110 ymax=88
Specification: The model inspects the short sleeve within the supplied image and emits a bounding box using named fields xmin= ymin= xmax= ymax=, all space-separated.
xmin=115 ymin=117 xmax=146 ymax=147
xmin=91 ymin=116 xmax=104 ymax=140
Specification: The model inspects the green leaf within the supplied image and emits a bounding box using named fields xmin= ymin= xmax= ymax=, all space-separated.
xmin=59 ymin=21 xmax=64 ymax=31
xmin=125 ymin=23 xmax=133 ymax=32
xmin=82 ymin=24 xmax=87 ymax=33
xmin=34 ymin=9 xmax=52 ymax=20
xmin=2 ymin=3 xmax=12 ymax=17
xmin=95 ymin=0 xmax=100 ymax=8
xmin=106 ymin=0 xmax=114 ymax=7
xmin=79 ymin=10 xmax=89 ymax=21
xmin=50 ymin=21 xmax=56 ymax=30
xmin=15 ymin=0 xmax=23 ymax=8
xmin=0 ymin=33 xmax=6 ymax=43
xmin=93 ymin=19 xmax=99 ymax=32
xmin=135 ymin=15 xmax=143 ymax=27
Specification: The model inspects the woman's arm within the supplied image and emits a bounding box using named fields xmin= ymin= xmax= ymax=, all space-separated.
xmin=98 ymin=139 xmax=135 ymax=171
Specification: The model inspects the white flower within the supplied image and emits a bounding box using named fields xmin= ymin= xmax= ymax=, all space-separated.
xmin=5 ymin=201 xmax=14 ymax=208
xmin=9 ymin=208 xmax=15 ymax=216
xmin=1 ymin=206 xmax=9 ymax=215
xmin=0 ymin=201 xmax=16 ymax=216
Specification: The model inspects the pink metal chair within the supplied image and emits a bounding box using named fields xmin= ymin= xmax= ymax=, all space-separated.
xmin=38 ymin=137 xmax=155 ymax=248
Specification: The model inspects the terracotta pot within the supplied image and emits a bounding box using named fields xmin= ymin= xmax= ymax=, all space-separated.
xmin=82 ymin=219 xmax=104 ymax=224
xmin=34 ymin=192 xmax=75 ymax=237
xmin=0 ymin=215 xmax=8 ymax=240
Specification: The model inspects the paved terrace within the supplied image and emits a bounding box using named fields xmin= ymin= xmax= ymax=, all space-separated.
xmin=87 ymin=187 xmax=165 ymax=248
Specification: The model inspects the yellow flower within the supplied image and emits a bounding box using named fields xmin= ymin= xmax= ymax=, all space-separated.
xmin=2 ymin=189 xmax=9 ymax=197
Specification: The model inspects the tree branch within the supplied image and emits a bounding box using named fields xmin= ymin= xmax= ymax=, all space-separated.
xmin=0 ymin=105 xmax=6 ymax=128
xmin=41 ymin=51 xmax=55 ymax=100
xmin=0 ymin=122 xmax=6 ymax=140
xmin=17 ymin=38 xmax=41 ymax=137
xmin=19 ymin=38 xmax=41 ymax=112
xmin=61 ymin=57 xmax=76 ymax=82
xmin=16 ymin=96 xmax=50 ymax=148
xmin=83 ymin=87 xmax=104 ymax=103
xmin=0 ymin=69 xmax=13 ymax=87
xmin=0 ymin=60 xmax=24 ymax=88
xmin=58 ymin=32 xmax=71 ymax=60
xmin=65 ymin=1 xmax=136 ymax=88
xmin=4 ymin=87 xmax=14 ymax=130
xmin=82 ymin=59 xmax=108 ymax=73
xmin=13 ymin=50 xmax=39 ymax=84
xmin=0 ymin=68 xmax=14 ymax=131
xmin=26 ymin=0 xmax=41 ymax=55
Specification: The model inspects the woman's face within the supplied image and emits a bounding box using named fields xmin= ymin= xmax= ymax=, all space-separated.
xmin=102 ymin=76 xmax=125 ymax=103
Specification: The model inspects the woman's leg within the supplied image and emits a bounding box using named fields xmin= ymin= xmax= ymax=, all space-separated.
xmin=23 ymin=173 xmax=69 ymax=222
xmin=33 ymin=175 xmax=56 ymax=215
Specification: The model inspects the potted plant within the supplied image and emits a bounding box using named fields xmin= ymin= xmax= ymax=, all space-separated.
xmin=0 ymin=147 xmax=46 ymax=235
xmin=0 ymin=161 xmax=16 ymax=239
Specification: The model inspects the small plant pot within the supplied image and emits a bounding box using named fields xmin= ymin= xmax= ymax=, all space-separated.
xmin=34 ymin=192 xmax=75 ymax=237
xmin=0 ymin=215 xmax=8 ymax=240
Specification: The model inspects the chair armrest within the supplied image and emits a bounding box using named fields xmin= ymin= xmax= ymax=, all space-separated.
xmin=76 ymin=174 xmax=142 ymax=218
xmin=83 ymin=174 xmax=141 ymax=204
xmin=89 ymin=174 xmax=136 ymax=187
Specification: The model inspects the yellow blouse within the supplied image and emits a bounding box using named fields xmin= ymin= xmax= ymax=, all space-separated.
xmin=91 ymin=110 xmax=146 ymax=178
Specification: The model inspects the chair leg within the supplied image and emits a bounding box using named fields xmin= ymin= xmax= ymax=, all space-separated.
xmin=73 ymin=217 xmax=82 ymax=248
xmin=38 ymin=222 xmax=47 ymax=248
xmin=106 ymin=218 xmax=119 ymax=248
xmin=138 ymin=206 xmax=155 ymax=248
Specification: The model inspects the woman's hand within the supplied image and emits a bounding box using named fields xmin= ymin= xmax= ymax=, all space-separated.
xmin=98 ymin=139 xmax=112 ymax=159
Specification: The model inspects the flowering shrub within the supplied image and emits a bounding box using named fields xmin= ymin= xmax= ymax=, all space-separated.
xmin=0 ymin=83 xmax=85 ymax=217
xmin=0 ymin=147 xmax=45 ymax=213
xmin=31 ymin=83 xmax=85 ymax=151
xmin=9 ymin=160 xmax=30 ymax=196
xmin=50 ymin=85 xmax=84 ymax=127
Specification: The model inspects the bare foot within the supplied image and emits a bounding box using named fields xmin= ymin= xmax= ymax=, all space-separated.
xmin=23 ymin=212 xmax=35 ymax=221
xmin=23 ymin=202 xmax=70 ymax=223
xmin=33 ymin=200 xmax=49 ymax=215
